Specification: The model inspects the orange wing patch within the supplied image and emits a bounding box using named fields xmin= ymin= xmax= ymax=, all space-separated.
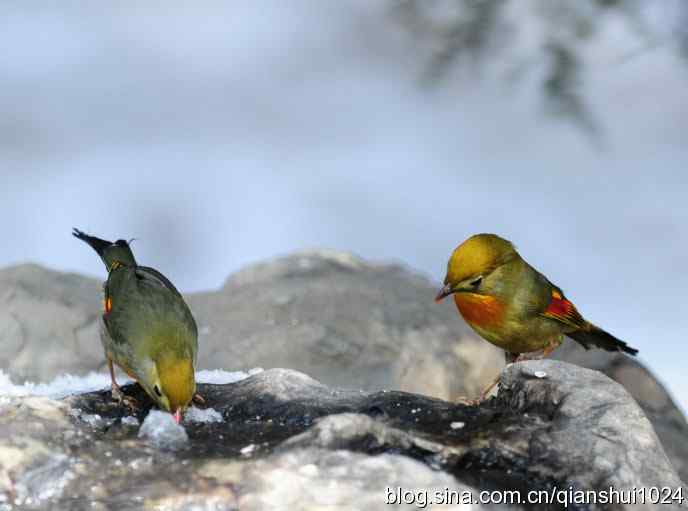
xmin=454 ymin=293 xmax=506 ymax=329
xmin=104 ymin=296 xmax=112 ymax=314
xmin=541 ymin=288 xmax=584 ymax=328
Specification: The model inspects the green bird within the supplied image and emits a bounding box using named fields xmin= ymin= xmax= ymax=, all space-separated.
xmin=73 ymin=228 xmax=199 ymax=423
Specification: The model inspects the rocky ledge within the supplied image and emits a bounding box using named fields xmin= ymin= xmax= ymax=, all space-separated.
xmin=1 ymin=255 xmax=686 ymax=483
xmin=0 ymin=360 xmax=685 ymax=511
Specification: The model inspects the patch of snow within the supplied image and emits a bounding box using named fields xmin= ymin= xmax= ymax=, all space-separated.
xmin=76 ymin=412 xmax=114 ymax=428
xmin=196 ymin=368 xmax=261 ymax=384
xmin=450 ymin=421 xmax=465 ymax=430
xmin=185 ymin=406 xmax=223 ymax=423
xmin=534 ymin=371 xmax=548 ymax=379
xmin=240 ymin=444 xmax=256 ymax=456
xmin=121 ymin=416 xmax=139 ymax=427
xmin=0 ymin=370 xmax=126 ymax=399
xmin=0 ymin=367 xmax=262 ymax=399
xmin=138 ymin=410 xmax=188 ymax=450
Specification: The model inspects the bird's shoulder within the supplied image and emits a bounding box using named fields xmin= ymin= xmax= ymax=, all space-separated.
xmin=538 ymin=278 xmax=584 ymax=328
xmin=133 ymin=266 xmax=183 ymax=298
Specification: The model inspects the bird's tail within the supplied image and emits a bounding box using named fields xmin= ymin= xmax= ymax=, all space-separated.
xmin=72 ymin=228 xmax=137 ymax=271
xmin=568 ymin=323 xmax=638 ymax=356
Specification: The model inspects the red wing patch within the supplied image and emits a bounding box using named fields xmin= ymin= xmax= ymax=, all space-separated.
xmin=541 ymin=289 xmax=584 ymax=328
xmin=104 ymin=296 xmax=112 ymax=314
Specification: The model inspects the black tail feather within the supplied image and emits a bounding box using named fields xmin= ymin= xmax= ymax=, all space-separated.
xmin=72 ymin=228 xmax=113 ymax=256
xmin=568 ymin=325 xmax=638 ymax=356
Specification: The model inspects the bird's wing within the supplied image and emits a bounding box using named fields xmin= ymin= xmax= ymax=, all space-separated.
xmin=539 ymin=286 xmax=585 ymax=330
xmin=134 ymin=266 xmax=183 ymax=298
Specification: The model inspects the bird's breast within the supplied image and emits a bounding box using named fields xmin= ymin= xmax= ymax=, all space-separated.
xmin=453 ymin=293 xmax=506 ymax=330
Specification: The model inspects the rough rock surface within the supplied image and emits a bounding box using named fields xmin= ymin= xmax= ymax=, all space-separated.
xmin=0 ymin=361 xmax=685 ymax=511
xmin=0 ymin=253 xmax=686 ymax=482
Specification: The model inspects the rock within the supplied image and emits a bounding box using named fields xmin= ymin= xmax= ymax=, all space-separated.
xmin=553 ymin=342 xmax=688 ymax=482
xmin=0 ymin=264 xmax=102 ymax=382
xmin=1 ymin=362 xmax=685 ymax=510
xmin=187 ymin=250 xmax=502 ymax=400
xmin=0 ymin=254 xmax=686 ymax=482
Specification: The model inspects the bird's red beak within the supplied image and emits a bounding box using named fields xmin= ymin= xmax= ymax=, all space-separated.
xmin=435 ymin=283 xmax=454 ymax=303
xmin=173 ymin=408 xmax=183 ymax=424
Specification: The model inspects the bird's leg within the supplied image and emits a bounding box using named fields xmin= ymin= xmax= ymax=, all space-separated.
xmin=478 ymin=375 xmax=500 ymax=401
xmin=540 ymin=339 xmax=560 ymax=358
xmin=513 ymin=339 xmax=560 ymax=363
xmin=108 ymin=358 xmax=138 ymax=411
xmin=193 ymin=393 xmax=206 ymax=405
xmin=473 ymin=351 xmax=520 ymax=401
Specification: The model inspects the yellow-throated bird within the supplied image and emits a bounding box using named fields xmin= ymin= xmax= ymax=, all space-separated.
xmin=435 ymin=233 xmax=638 ymax=401
xmin=73 ymin=229 xmax=199 ymax=422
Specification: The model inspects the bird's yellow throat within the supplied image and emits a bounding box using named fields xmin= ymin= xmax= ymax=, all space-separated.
xmin=157 ymin=356 xmax=195 ymax=411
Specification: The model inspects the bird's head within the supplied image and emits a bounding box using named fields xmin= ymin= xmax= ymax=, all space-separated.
xmin=144 ymin=354 xmax=196 ymax=424
xmin=435 ymin=233 xmax=517 ymax=302
xmin=102 ymin=239 xmax=137 ymax=271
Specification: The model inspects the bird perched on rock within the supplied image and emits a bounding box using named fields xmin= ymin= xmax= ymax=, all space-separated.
xmin=436 ymin=233 xmax=638 ymax=402
xmin=73 ymin=228 xmax=199 ymax=423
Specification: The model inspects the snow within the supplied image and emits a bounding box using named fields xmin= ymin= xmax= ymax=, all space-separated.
xmin=240 ymin=444 xmax=256 ymax=456
xmin=0 ymin=368 xmax=260 ymax=398
xmin=138 ymin=410 xmax=188 ymax=450
xmin=196 ymin=368 xmax=262 ymax=384
xmin=450 ymin=422 xmax=465 ymax=430
xmin=0 ymin=370 xmax=127 ymax=399
xmin=121 ymin=416 xmax=140 ymax=427
xmin=185 ymin=406 xmax=223 ymax=423
xmin=75 ymin=412 xmax=115 ymax=428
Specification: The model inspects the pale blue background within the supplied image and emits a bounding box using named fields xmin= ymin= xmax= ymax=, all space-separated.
xmin=1 ymin=2 xmax=686 ymax=411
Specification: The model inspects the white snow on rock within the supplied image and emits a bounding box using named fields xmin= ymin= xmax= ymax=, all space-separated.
xmin=121 ymin=415 xmax=140 ymax=427
xmin=74 ymin=411 xmax=115 ymax=428
xmin=240 ymin=444 xmax=256 ymax=456
xmin=185 ymin=406 xmax=223 ymax=423
xmin=138 ymin=410 xmax=189 ymax=450
xmin=196 ymin=368 xmax=262 ymax=384
xmin=0 ymin=368 xmax=261 ymax=399
xmin=0 ymin=370 xmax=127 ymax=399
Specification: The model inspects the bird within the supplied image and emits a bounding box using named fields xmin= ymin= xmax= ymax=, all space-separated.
xmin=73 ymin=228 xmax=199 ymax=423
xmin=435 ymin=233 xmax=638 ymax=402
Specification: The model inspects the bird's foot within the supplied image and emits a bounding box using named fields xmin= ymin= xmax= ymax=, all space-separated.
xmin=192 ymin=393 xmax=206 ymax=406
xmin=514 ymin=352 xmax=541 ymax=363
xmin=111 ymin=385 xmax=138 ymax=411
xmin=454 ymin=396 xmax=482 ymax=407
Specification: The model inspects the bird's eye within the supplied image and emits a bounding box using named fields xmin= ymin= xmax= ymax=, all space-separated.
xmin=470 ymin=277 xmax=483 ymax=287
xmin=153 ymin=385 xmax=162 ymax=397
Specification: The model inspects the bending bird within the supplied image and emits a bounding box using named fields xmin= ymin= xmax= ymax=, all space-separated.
xmin=73 ymin=228 xmax=199 ymax=423
xmin=435 ymin=233 xmax=638 ymax=402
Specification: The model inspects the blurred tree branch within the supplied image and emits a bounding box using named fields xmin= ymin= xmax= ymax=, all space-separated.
xmin=391 ymin=0 xmax=684 ymax=135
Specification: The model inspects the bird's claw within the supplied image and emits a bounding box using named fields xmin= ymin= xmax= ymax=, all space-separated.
xmin=454 ymin=396 xmax=482 ymax=407
xmin=111 ymin=385 xmax=138 ymax=411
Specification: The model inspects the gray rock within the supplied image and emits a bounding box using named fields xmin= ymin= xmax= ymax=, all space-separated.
xmin=553 ymin=342 xmax=688 ymax=482
xmin=0 ymin=362 xmax=684 ymax=510
xmin=0 ymin=264 xmax=102 ymax=381
xmin=0 ymin=253 xmax=686 ymax=482
xmin=188 ymin=250 xmax=502 ymax=400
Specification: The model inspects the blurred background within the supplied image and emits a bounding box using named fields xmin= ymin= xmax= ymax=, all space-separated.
xmin=1 ymin=1 xmax=686 ymax=410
